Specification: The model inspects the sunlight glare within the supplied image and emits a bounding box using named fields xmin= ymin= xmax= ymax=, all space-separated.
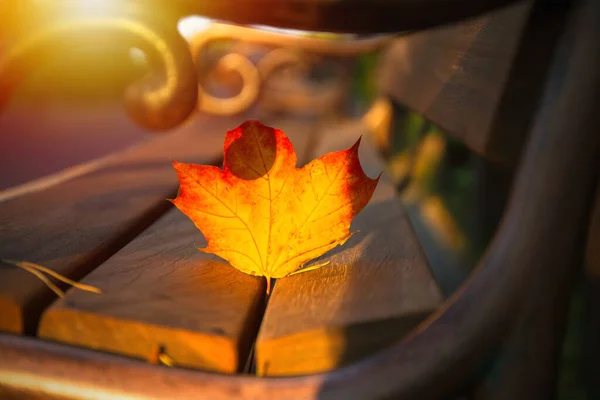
xmin=177 ymin=15 xmax=214 ymax=40
xmin=64 ymin=0 xmax=121 ymax=18
xmin=128 ymin=47 xmax=147 ymax=67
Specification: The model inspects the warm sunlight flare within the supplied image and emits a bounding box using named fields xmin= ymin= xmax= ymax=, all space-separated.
xmin=62 ymin=0 xmax=122 ymax=18
xmin=32 ymin=0 xmax=125 ymax=19
xmin=177 ymin=15 xmax=215 ymax=40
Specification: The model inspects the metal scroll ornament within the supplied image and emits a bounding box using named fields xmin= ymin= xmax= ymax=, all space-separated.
xmin=0 ymin=6 xmax=390 ymax=131
xmin=190 ymin=23 xmax=390 ymax=118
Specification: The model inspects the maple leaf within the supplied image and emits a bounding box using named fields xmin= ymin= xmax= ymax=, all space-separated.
xmin=171 ymin=120 xmax=379 ymax=293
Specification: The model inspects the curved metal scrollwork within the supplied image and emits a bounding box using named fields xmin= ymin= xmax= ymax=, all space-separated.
xmin=0 ymin=5 xmax=392 ymax=131
xmin=0 ymin=17 xmax=197 ymax=131
xmin=193 ymin=51 xmax=261 ymax=116
xmin=189 ymin=22 xmax=391 ymax=117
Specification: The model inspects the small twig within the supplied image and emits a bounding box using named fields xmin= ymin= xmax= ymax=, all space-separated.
xmin=1 ymin=259 xmax=102 ymax=297
xmin=15 ymin=262 xmax=65 ymax=298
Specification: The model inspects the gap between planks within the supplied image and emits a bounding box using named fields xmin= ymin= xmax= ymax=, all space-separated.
xmin=254 ymin=121 xmax=444 ymax=376
xmin=37 ymin=118 xmax=321 ymax=373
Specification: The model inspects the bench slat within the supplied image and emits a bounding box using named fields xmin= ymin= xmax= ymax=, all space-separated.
xmin=378 ymin=0 xmax=565 ymax=165
xmin=38 ymin=120 xmax=315 ymax=373
xmin=0 ymin=116 xmax=240 ymax=334
xmin=255 ymin=123 xmax=444 ymax=376
xmin=38 ymin=210 xmax=265 ymax=373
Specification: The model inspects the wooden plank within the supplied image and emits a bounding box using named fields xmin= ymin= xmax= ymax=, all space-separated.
xmin=0 ymin=115 xmax=243 ymax=334
xmin=38 ymin=120 xmax=316 ymax=373
xmin=38 ymin=209 xmax=265 ymax=373
xmin=255 ymin=122 xmax=444 ymax=376
xmin=378 ymin=0 xmax=568 ymax=165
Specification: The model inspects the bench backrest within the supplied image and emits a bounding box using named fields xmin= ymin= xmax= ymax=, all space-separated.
xmin=378 ymin=0 xmax=568 ymax=166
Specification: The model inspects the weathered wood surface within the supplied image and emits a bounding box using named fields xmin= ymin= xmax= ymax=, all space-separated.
xmin=0 ymin=333 xmax=325 ymax=400
xmin=378 ymin=0 xmax=568 ymax=165
xmin=0 ymin=116 xmax=240 ymax=334
xmin=256 ymin=123 xmax=443 ymax=376
xmin=38 ymin=120 xmax=315 ymax=373
xmin=38 ymin=210 xmax=266 ymax=373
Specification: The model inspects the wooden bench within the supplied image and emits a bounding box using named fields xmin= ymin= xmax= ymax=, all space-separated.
xmin=0 ymin=0 xmax=598 ymax=398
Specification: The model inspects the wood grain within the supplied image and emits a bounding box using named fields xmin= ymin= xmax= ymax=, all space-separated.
xmin=38 ymin=120 xmax=315 ymax=373
xmin=378 ymin=0 xmax=568 ymax=165
xmin=0 ymin=115 xmax=245 ymax=334
xmin=38 ymin=210 xmax=266 ymax=373
xmin=256 ymin=123 xmax=443 ymax=376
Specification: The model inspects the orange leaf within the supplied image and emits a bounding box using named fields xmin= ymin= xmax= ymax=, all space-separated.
xmin=172 ymin=120 xmax=379 ymax=292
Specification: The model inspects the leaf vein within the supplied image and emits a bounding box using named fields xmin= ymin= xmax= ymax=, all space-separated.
xmin=308 ymin=200 xmax=354 ymax=224
xmin=271 ymin=235 xmax=348 ymax=276
xmin=298 ymin=157 xmax=350 ymax=231
xmin=192 ymin=208 xmax=238 ymax=219
xmin=269 ymin=157 xmax=351 ymax=271
xmin=184 ymin=172 xmax=265 ymax=270
xmin=207 ymin=247 xmax=262 ymax=271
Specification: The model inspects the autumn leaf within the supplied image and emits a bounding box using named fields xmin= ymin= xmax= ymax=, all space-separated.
xmin=171 ymin=120 xmax=379 ymax=293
